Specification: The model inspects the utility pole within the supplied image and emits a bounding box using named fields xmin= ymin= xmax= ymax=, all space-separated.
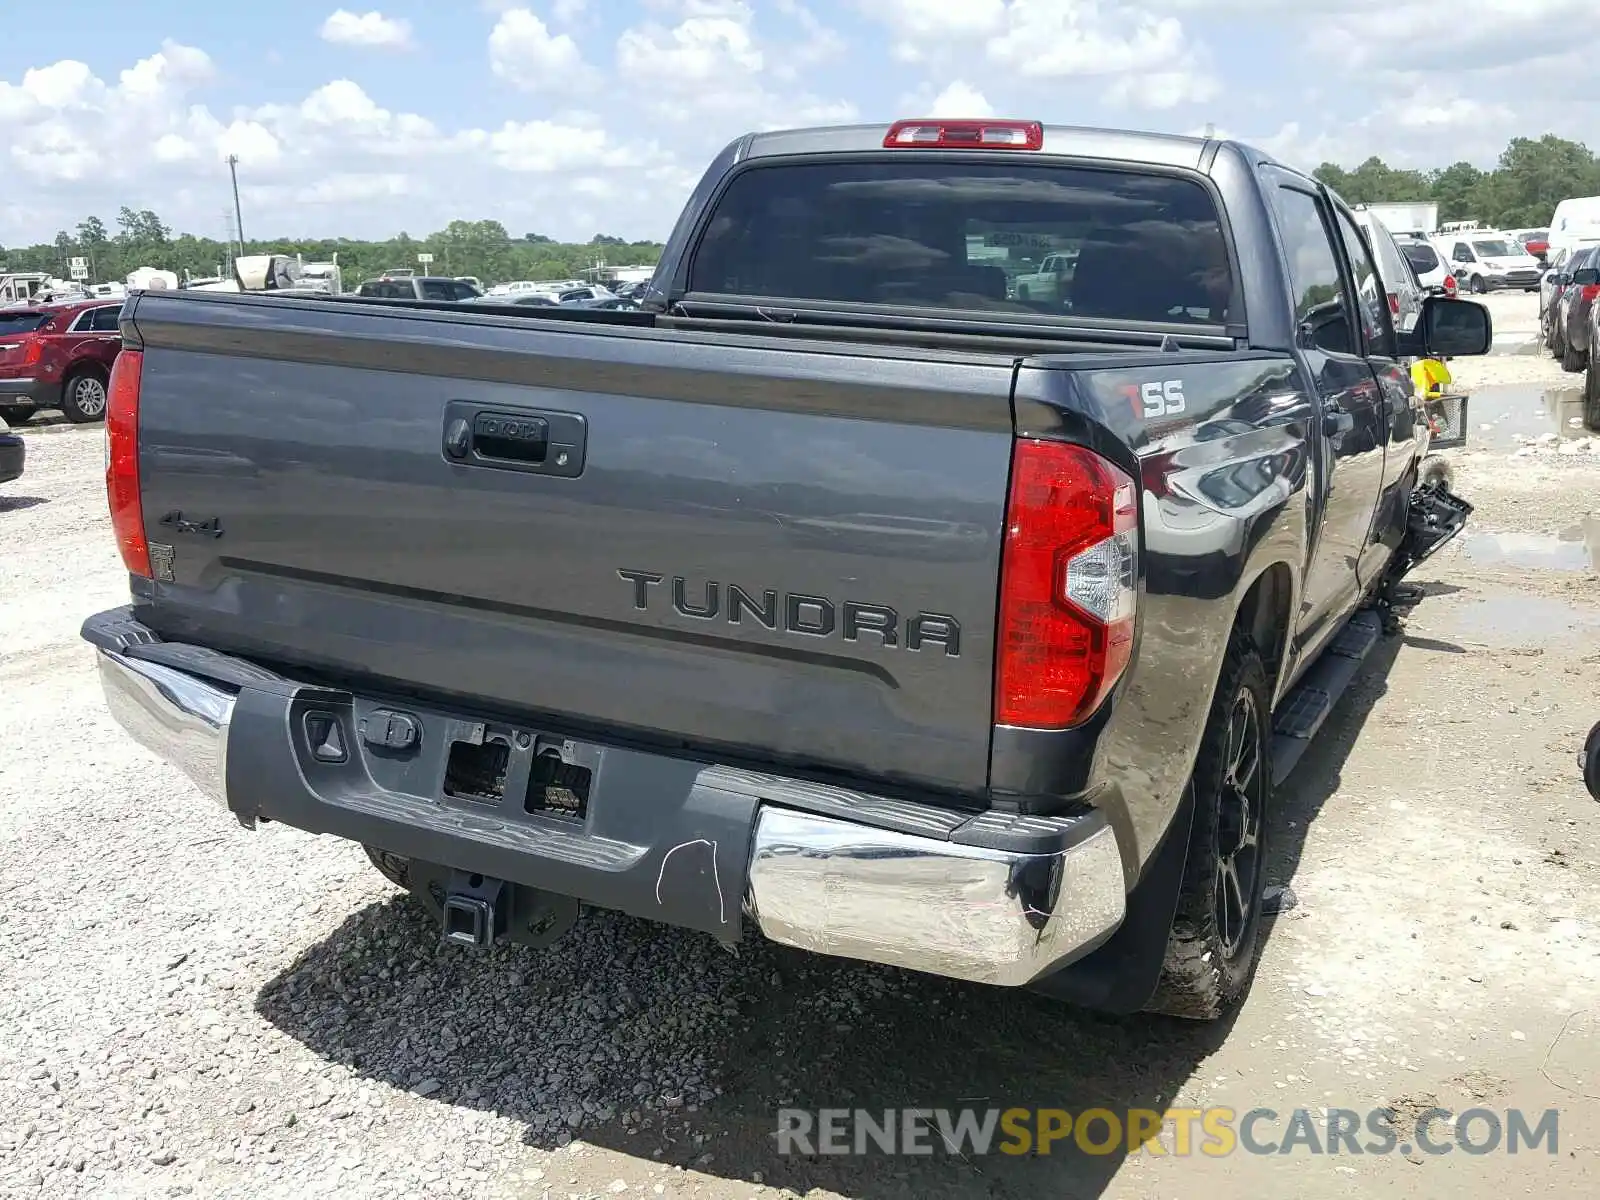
xmin=226 ymin=155 xmax=245 ymax=260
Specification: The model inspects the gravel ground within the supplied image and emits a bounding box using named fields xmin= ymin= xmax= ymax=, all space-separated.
xmin=3 ymin=327 xmax=1599 ymax=1199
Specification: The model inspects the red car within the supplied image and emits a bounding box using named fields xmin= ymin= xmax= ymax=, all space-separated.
xmin=0 ymin=298 xmax=125 ymax=424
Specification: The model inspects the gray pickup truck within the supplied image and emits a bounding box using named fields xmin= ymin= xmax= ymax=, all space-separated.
xmin=83 ymin=118 xmax=1490 ymax=1020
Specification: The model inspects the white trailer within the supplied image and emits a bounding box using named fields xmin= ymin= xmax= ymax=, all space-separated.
xmin=1362 ymin=202 xmax=1439 ymax=238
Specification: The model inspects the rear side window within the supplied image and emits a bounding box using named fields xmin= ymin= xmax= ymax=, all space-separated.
xmin=420 ymin=279 xmax=454 ymax=300
xmin=89 ymin=306 xmax=122 ymax=332
xmin=1334 ymin=211 xmax=1395 ymax=356
xmin=1270 ymin=187 xmax=1352 ymax=356
xmin=1400 ymin=242 xmax=1440 ymax=273
xmin=688 ymin=160 xmax=1236 ymax=325
xmin=0 ymin=313 xmax=49 ymax=336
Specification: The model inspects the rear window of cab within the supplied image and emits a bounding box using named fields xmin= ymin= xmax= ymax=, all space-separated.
xmin=688 ymin=159 xmax=1235 ymax=327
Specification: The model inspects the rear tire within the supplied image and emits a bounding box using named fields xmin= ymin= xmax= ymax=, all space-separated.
xmin=1562 ymin=341 xmax=1587 ymax=373
xmin=1145 ymin=629 xmax=1272 ymax=1020
xmin=1584 ymin=360 xmax=1600 ymax=431
xmin=1554 ymin=323 xmax=1569 ymax=361
xmin=61 ymin=367 xmax=108 ymax=423
xmin=0 ymin=405 xmax=35 ymax=426
xmin=1469 ymin=274 xmax=1487 ymax=294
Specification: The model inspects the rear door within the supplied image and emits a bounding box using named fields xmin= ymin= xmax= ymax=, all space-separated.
xmin=1262 ymin=177 xmax=1388 ymax=659
xmin=57 ymin=304 xmax=123 ymax=368
xmin=1331 ymin=206 xmax=1413 ymax=574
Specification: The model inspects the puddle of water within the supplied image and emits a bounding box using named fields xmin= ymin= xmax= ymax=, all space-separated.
xmin=1445 ymin=594 xmax=1600 ymax=646
xmin=1460 ymin=519 xmax=1600 ymax=572
xmin=1462 ymin=384 xmax=1589 ymax=453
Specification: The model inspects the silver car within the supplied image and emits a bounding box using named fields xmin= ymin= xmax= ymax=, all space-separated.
xmin=1350 ymin=207 xmax=1424 ymax=333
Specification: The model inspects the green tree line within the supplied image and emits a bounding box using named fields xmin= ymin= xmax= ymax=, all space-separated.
xmin=0 ymin=209 xmax=662 ymax=289
xmin=1314 ymin=134 xmax=1600 ymax=229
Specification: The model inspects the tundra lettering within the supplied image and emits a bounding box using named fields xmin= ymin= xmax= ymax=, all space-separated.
xmin=617 ymin=568 xmax=960 ymax=656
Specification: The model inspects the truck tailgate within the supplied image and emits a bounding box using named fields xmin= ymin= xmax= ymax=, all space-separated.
xmin=129 ymin=297 xmax=1017 ymax=794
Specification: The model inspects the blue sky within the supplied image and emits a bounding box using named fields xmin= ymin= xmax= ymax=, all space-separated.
xmin=0 ymin=1 xmax=1589 ymax=247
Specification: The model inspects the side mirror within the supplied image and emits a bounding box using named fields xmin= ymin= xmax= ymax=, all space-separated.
xmin=1399 ymin=295 xmax=1492 ymax=358
xmin=1574 ymin=269 xmax=1600 ymax=286
xmin=1553 ymin=273 xmax=1573 ymax=286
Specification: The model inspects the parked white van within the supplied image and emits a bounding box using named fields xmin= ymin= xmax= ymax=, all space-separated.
xmin=1548 ymin=196 xmax=1600 ymax=258
xmin=1433 ymin=230 xmax=1542 ymax=293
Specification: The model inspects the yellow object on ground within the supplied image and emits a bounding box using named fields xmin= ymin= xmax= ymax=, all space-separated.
xmin=1411 ymin=357 xmax=1453 ymax=397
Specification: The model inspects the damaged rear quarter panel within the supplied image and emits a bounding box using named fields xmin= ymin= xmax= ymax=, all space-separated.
xmin=1008 ymin=354 xmax=1311 ymax=868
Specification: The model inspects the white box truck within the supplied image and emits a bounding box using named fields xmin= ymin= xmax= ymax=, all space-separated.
xmin=1363 ymin=202 xmax=1438 ymax=238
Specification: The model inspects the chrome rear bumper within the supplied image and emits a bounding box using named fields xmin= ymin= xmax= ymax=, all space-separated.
xmin=98 ymin=651 xmax=235 ymax=808
xmin=95 ymin=646 xmax=1126 ymax=987
xmin=746 ymin=806 xmax=1125 ymax=986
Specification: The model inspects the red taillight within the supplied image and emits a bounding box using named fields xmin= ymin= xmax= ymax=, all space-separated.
xmin=106 ymin=349 xmax=150 ymax=579
xmin=20 ymin=334 xmax=42 ymax=366
xmin=883 ymin=118 xmax=1044 ymax=150
xmin=1443 ymin=274 xmax=1458 ymax=295
xmin=995 ymin=440 xmax=1138 ymax=729
xmin=1581 ymin=285 xmax=1600 ymax=302
xmin=1387 ymin=292 xmax=1400 ymax=316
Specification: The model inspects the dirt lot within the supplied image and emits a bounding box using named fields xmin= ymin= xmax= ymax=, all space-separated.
xmin=3 ymin=304 xmax=1599 ymax=1198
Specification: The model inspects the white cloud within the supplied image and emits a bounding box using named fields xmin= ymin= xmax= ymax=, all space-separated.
xmin=119 ymin=41 xmax=215 ymax=98
xmin=319 ymin=9 xmax=415 ymax=50
xmin=614 ymin=1 xmax=855 ymax=132
xmin=927 ymin=81 xmax=995 ymax=118
xmin=870 ymin=0 xmax=1007 ymax=60
xmin=152 ymin=134 xmax=199 ymax=164
xmin=484 ymin=119 xmax=663 ymax=172
xmin=1103 ymin=65 xmax=1217 ymax=110
xmin=0 ymin=41 xmax=684 ymax=244
xmin=489 ymin=8 xmax=591 ymax=91
xmin=868 ymin=0 xmax=1217 ymax=110
xmin=616 ymin=9 xmax=763 ymax=85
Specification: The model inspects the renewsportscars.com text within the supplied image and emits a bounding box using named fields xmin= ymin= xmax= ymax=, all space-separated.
xmin=776 ymin=1106 xmax=1560 ymax=1158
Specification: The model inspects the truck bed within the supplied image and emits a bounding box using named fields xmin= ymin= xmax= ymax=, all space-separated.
xmin=127 ymin=290 xmax=1023 ymax=796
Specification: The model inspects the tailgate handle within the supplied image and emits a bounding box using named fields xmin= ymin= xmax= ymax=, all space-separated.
xmin=443 ymin=402 xmax=586 ymax=478
xmin=471 ymin=412 xmax=548 ymax=463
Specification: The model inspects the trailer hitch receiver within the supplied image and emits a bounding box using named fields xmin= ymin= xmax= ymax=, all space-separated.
xmin=441 ymin=871 xmax=507 ymax=948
